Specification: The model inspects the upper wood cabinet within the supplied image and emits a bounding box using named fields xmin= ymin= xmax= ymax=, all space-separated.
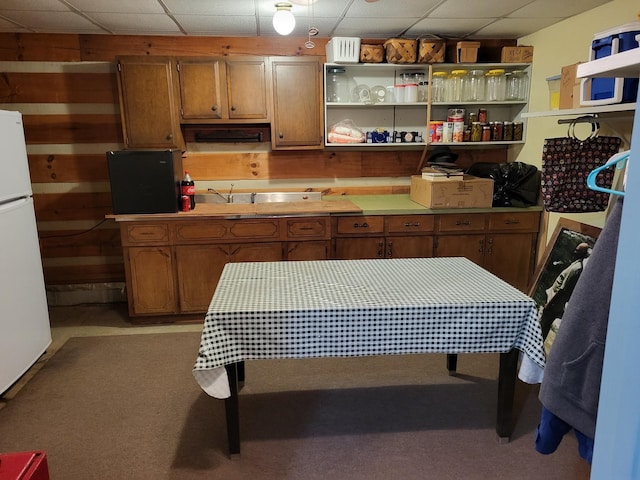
xmin=177 ymin=56 xmax=269 ymax=122
xmin=116 ymin=56 xmax=185 ymax=150
xmin=270 ymin=56 xmax=324 ymax=150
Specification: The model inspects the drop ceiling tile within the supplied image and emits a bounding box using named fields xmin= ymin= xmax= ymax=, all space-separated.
xmin=66 ymin=0 xmax=166 ymax=14
xmin=88 ymin=12 xmax=182 ymax=33
xmin=177 ymin=14 xmax=258 ymax=36
xmin=344 ymin=0 xmax=439 ymax=18
xmin=333 ymin=17 xmax=416 ymax=38
xmin=0 ymin=17 xmax=30 ymax=31
xmin=0 ymin=0 xmax=69 ymax=11
xmin=430 ymin=0 xmax=535 ymax=19
xmin=508 ymin=0 xmax=614 ymax=18
xmin=405 ymin=18 xmax=493 ymax=38
xmin=1 ymin=10 xmax=104 ymax=31
xmin=474 ymin=17 xmax=561 ymax=37
xmin=165 ymin=0 xmax=258 ymax=16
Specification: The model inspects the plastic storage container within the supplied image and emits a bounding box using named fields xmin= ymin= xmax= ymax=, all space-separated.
xmin=580 ymin=22 xmax=640 ymax=106
xmin=326 ymin=37 xmax=361 ymax=64
xmin=546 ymin=75 xmax=561 ymax=110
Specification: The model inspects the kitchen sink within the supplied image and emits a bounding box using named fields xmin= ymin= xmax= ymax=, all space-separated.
xmin=195 ymin=191 xmax=322 ymax=204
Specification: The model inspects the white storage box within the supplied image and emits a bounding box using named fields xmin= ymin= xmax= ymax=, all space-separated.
xmin=326 ymin=37 xmax=361 ymax=64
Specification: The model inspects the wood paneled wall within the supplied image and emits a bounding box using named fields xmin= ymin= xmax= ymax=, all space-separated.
xmin=0 ymin=33 xmax=509 ymax=287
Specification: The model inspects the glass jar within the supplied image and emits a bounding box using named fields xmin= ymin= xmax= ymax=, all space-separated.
xmin=485 ymin=68 xmax=506 ymax=101
xmin=447 ymin=69 xmax=468 ymax=102
xmin=326 ymin=67 xmax=349 ymax=102
xmin=431 ymin=71 xmax=447 ymax=102
xmin=506 ymin=70 xmax=529 ymax=100
xmin=465 ymin=69 xmax=486 ymax=101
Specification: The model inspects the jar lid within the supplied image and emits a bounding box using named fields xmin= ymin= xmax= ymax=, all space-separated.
xmin=487 ymin=68 xmax=506 ymax=75
xmin=433 ymin=71 xmax=447 ymax=77
xmin=451 ymin=69 xmax=468 ymax=75
xmin=469 ymin=69 xmax=485 ymax=75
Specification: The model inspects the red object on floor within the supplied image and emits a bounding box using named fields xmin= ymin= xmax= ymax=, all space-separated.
xmin=0 ymin=451 xmax=49 ymax=480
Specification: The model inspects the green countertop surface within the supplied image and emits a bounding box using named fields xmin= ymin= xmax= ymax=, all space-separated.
xmin=323 ymin=194 xmax=543 ymax=215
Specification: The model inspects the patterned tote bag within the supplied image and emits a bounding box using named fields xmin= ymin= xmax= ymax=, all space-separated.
xmin=541 ymin=120 xmax=621 ymax=213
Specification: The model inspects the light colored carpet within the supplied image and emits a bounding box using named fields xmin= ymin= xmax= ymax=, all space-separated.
xmin=0 ymin=332 xmax=590 ymax=479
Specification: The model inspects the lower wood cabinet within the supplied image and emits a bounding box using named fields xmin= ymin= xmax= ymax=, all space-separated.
xmin=116 ymin=210 xmax=540 ymax=319
xmin=176 ymin=242 xmax=282 ymax=313
xmin=125 ymin=246 xmax=177 ymax=316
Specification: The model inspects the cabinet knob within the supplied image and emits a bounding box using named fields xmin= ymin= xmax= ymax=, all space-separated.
xmin=166 ymin=133 xmax=173 ymax=140
xmin=387 ymin=241 xmax=393 ymax=257
xmin=378 ymin=241 xmax=384 ymax=257
xmin=505 ymin=219 xmax=521 ymax=225
xmin=231 ymin=105 xmax=236 ymax=111
xmin=211 ymin=105 xmax=217 ymax=111
xmin=404 ymin=222 xmax=420 ymax=228
xmin=456 ymin=220 xmax=471 ymax=226
xmin=478 ymin=238 xmax=484 ymax=253
xmin=352 ymin=222 xmax=369 ymax=229
xmin=279 ymin=132 xmax=284 ymax=139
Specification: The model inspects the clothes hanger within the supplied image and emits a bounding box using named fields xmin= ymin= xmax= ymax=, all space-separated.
xmin=586 ymin=149 xmax=629 ymax=197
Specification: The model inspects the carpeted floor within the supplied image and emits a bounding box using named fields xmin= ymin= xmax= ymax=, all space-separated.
xmin=0 ymin=332 xmax=590 ymax=479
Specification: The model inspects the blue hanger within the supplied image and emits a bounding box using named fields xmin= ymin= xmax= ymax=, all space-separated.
xmin=586 ymin=150 xmax=629 ymax=197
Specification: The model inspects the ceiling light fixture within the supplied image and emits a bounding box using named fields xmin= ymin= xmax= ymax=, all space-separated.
xmin=273 ymin=2 xmax=295 ymax=36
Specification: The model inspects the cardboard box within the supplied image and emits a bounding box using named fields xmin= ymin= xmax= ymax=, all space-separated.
xmin=456 ymin=41 xmax=480 ymax=63
xmin=560 ymin=62 xmax=586 ymax=109
xmin=501 ymin=46 xmax=534 ymax=63
xmin=410 ymin=175 xmax=494 ymax=209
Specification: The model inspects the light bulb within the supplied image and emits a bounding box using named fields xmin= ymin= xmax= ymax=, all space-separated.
xmin=273 ymin=3 xmax=295 ymax=35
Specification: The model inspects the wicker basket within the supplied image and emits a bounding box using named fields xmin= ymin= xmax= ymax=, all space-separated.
xmin=417 ymin=37 xmax=446 ymax=64
xmin=359 ymin=44 xmax=385 ymax=63
xmin=383 ymin=38 xmax=417 ymax=64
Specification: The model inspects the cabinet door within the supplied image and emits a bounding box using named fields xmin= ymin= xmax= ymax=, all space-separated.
xmin=286 ymin=241 xmax=330 ymax=260
xmin=175 ymin=244 xmax=228 ymax=313
xmin=116 ymin=56 xmax=184 ymax=149
xmin=335 ymin=237 xmax=385 ymax=259
xmin=434 ymin=234 xmax=485 ymax=266
xmin=271 ymin=57 xmax=324 ymax=149
xmin=483 ymin=233 xmax=537 ymax=291
xmin=226 ymin=57 xmax=269 ymax=120
xmin=229 ymin=242 xmax=283 ymax=263
xmin=388 ymin=236 xmax=434 ymax=258
xmin=125 ymin=246 xmax=177 ymax=315
xmin=177 ymin=59 xmax=227 ymax=120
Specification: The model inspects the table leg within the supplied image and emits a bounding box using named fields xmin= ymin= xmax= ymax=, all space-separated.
xmin=496 ymin=349 xmax=519 ymax=443
xmin=224 ymin=363 xmax=241 ymax=455
xmin=446 ymin=354 xmax=458 ymax=375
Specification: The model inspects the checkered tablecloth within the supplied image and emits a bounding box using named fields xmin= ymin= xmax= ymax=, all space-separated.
xmin=193 ymin=257 xmax=545 ymax=398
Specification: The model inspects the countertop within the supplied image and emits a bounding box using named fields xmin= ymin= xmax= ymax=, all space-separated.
xmin=107 ymin=195 xmax=542 ymax=221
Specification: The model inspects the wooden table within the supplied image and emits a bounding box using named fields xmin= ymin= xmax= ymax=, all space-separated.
xmin=193 ymin=257 xmax=545 ymax=455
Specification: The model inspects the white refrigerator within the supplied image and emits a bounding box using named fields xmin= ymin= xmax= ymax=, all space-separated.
xmin=0 ymin=109 xmax=51 ymax=395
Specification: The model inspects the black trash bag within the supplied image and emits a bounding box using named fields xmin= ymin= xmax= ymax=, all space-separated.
xmin=466 ymin=162 xmax=541 ymax=207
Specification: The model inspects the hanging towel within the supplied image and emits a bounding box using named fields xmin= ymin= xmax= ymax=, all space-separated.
xmin=537 ymin=197 xmax=624 ymax=460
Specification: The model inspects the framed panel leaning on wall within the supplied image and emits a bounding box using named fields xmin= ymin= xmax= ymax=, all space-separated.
xmin=528 ymin=219 xmax=601 ymax=356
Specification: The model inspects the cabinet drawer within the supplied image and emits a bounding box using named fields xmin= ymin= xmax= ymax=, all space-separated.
xmin=285 ymin=217 xmax=330 ymax=240
xmin=174 ymin=219 xmax=280 ymax=243
xmin=437 ymin=214 xmax=488 ymax=233
xmin=488 ymin=212 xmax=540 ymax=232
xmin=336 ymin=216 xmax=385 ymax=235
xmin=387 ymin=215 xmax=435 ymax=234
xmin=123 ymin=223 xmax=170 ymax=245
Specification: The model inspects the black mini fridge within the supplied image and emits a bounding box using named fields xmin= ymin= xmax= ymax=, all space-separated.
xmin=107 ymin=150 xmax=183 ymax=214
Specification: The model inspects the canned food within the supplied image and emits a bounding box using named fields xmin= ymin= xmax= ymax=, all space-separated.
xmin=513 ymin=121 xmax=524 ymax=141
xmin=452 ymin=120 xmax=464 ymax=142
xmin=482 ymin=125 xmax=491 ymax=142
xmin=429 ymin=121 xmax=444 ymax=143
xmin=492 ymin=121 xmax=503 ymax=141
xmin=503 ymin=121 xmax=514 ymax=141
xmin=471 ymin=122 xmax=482 ymax=142
xmin=478 ymin=108 xmax=488 ymax=123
